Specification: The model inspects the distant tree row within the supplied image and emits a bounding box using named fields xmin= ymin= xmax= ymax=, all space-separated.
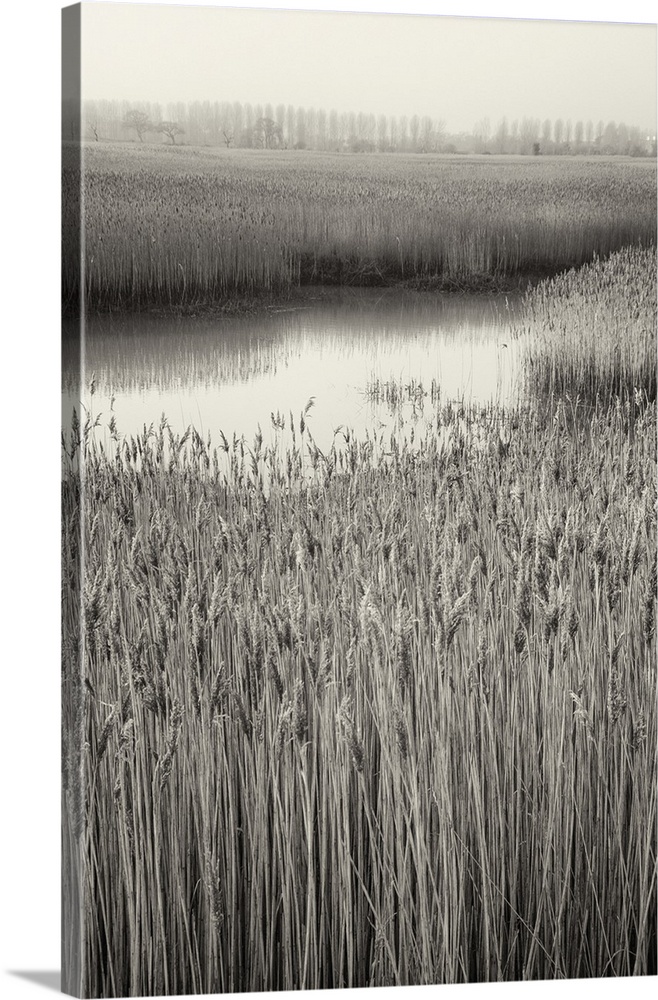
xmin=472 ymin=115 xmax=654 ymax=157
xmin=72 ymin=98 xmax=656 ymax=157
xmin=80 ymin=99 xmax=449 ymax=153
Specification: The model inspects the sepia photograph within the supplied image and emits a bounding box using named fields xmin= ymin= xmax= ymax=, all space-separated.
xmin=9 ymin=1 xmax=658 ymax=998
xmin=60 ymin=1 xmax=657 ymax=996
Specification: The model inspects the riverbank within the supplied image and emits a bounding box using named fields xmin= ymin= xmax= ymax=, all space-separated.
xmin=62 ymin=270 xmax=539 ymax=321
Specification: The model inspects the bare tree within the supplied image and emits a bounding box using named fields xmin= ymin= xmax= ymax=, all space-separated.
xmin=595 ymin=120 xmax=605 ymax=148
xmin=328 ymin=108 xmax=339 ymax=149
xmin=276 ymin=104 xmax=286 ymax=145
xmin=156 ymin=121 xmax=185 ymax=145
xmin=84 ymin=99 xmax=102 ymax=142
xmin=494 ymin=117 xmax=509 ymax=154
xmin=585 ymin=120 xmax=594 ymax=150
xmin=617 ymin=121 xmax=629 ymax=155
xmin=122 ymin=109 xmax=153 ymax=142
xmin=389 ymin=115 xmax=399 ymax=151
xmin=232 ymin=102 xmax=243 ymax=144
xmin=553 ymin=118 xmax=565 ymax=151
xmin=409 ymin=114 xmax=420 ymax=151
xmin=398 ymin=114 xmax=409 ymax=151
xmin=253 ymin=117 xmax=283 ymax=149
xmin=316 ymin=107 xmax=327 ymax=150
xmin=286 ymin=104 xmax=296 ymax=147
xmin=377 ymin=114 xmax=389 ymax=152
xmin=602 ymin=121 xmax=619 ymax=154
xmin=417 ymin=116 xmax=446 ymax=153
xmin=474 ymin=117 xmax=491 ymax=153
xmin=520 ymin=117 xmax=540 ymax=155
xmin=306 ymin=107 xmax=318 ymax=149
xmin=295 ymin=107 xmax=307 ymax=149
xmin=340 ymin=111 xmax=351 ymax=147
xmin=564 ymin=119 xmax=573 ymax=152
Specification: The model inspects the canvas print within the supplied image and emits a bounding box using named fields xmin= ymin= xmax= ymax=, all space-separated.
xmin=61 ymin=2 xmax=657 ymax=996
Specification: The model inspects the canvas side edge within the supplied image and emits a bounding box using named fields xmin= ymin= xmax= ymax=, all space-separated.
xmin=62 ymin=5 xmax=85 ymax=998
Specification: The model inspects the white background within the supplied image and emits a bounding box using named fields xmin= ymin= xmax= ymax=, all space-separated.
xmin=1 ymin=1 xmax=656 ymax=998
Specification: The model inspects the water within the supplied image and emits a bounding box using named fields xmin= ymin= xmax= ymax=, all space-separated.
xmin=62 ymin=288 xmax=521 ymax=453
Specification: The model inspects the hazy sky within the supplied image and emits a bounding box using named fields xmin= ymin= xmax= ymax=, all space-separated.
xmin=80 ymin=2 xmax=657 ymax=133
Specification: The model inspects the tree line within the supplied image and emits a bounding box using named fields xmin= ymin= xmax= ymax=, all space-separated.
xmin=472 ymin=115 xmax=654 ymax=157
xmin=72 ymin=98 xmax=656 ymax=157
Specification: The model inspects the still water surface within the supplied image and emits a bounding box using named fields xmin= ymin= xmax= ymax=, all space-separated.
xmin=62 ymin=289 xmax=521 ymax=453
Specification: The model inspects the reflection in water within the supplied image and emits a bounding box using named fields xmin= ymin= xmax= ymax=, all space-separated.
xmin=62 ymin=288 xmax=521 ymax=452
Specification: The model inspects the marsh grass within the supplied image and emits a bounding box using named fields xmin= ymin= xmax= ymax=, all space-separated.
xmin=62 ymin=382 xmax=657 ymax=994
xmin=61 ymin=158 xmax=657 ymax=994
xmin=62 ymin=144 xmax=656 ymax=311
xmin=522 ymin=245 xmax=657 ymax=404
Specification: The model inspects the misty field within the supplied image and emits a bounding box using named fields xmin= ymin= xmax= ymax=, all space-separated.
xmin=62 ymin=246 xmax=657 ymax=995
xmin=61 ymin=142 xmax=656 ymax=310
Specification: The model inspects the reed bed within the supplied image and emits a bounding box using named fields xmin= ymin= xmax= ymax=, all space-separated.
xmin=61 ymin=143 xmax=656 ymax=310
xmin=521 ymin=245 xmax=657 ymax=404
xmin=62 ymin=386 xmax=657 ymax=995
